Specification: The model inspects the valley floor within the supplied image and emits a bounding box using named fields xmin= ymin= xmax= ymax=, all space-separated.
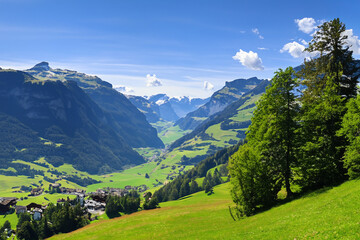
xmin=51 ymin=180 xmax=360 ymax=239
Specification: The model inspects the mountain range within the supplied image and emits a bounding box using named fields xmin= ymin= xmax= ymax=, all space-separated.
xmin=175 ymin=77 xmax=265 ymax=130
xmin=156 ymin=80 xmax=270 ymax=167
xmin=0 ymin=69 xmax=144 ymax=174
xmin=26 ymin=62 xmax=163 ymax=148
xmin=126 ymin=93 xmax=208 ymax=123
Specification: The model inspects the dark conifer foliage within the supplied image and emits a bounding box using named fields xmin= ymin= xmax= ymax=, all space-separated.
xmin=153 ymin=142 xmax=241 ymax=202
xmin=229 ymin=18 xmax=360 ymax=217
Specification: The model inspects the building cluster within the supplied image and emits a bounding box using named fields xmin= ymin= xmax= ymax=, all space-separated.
xmin=0 ymin=199 xmax=46 ymax=221
xmin=0 ymin=184 xmax=149 ymax=222
xmin=49 ymin=183 xmax=86 ymax=195
xmin=29 ymin=187 xmax=44 ymax=196
xmin=89 ymin=184 xmax=148 ymax=197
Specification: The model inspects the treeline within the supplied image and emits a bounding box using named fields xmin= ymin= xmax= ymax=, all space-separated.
xmin=0 ymin=163 xmax=43 ymax=178
xmin=105 ymin=191 xmax=159 ymax=218
xmin=0 ymin=221 xmax=11 ymax=240
xmin=170 ymin=80 xmax=269 ymax=154
xmin=64 ymin=175 xmax=101 ymax=187
xmin=16 ymin=202 xmax=88 ymax=240
xmin=153 ymin=142 xmax=241 ymax=202
xmin=229 ymin=18 xmax=360 ymax=216
xmin=220 ymin=120 xmax=251 ymax=130
xmin=105 ymin=191 xmax=141 ymax=217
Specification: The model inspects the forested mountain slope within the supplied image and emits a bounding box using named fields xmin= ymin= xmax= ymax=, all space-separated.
xmin=0 ymin=70 xmax=144 ymax=174
xmin=161 ymin=80 xmax=270 ymax=166
xmin=26 ymin=62 xmax=163 ymax=148
xmin=175 ymin=77 xmax=264 ymax=130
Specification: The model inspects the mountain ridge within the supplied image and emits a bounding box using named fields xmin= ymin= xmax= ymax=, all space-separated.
xmin=175 ymin=77 xmax=265 ymax=130
xmin=25 ymin=62 xmax=164 ymax=148
xmin=0 ymin=69 xmax=144 ymax=174
xmin=127 ymin=93 xmax=208 ymax=123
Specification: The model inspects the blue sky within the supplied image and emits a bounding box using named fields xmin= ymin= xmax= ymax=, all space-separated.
xmin=1 ymin=0 xmax=360 ymax=98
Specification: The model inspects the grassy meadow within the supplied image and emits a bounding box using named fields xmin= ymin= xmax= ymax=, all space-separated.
xmin=51 ymin=180 xmax=360 ymax=239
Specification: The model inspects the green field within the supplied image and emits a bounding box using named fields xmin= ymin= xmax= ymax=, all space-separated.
xmin=0 ymin=159 xmax=91 ymax=228
xmin=151 ymin=121 xmax=191 ymax=146
xmin=86 ymin=159 xmax=193 ymax=192
xmin=151 ymin=93 xmax=261 ymax=170
xmin=51 ymin=180 xmax=360 ymax=239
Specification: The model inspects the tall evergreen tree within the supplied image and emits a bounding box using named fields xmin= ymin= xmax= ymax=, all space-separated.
xmin=297 ymin=18 xmax=359 ymax=189
xmin=229 ymin=144 xmax=278 ymax=216
xmin=247 ymin=67 xmax=299 ymax=197
xmin=302 ymin=18 xmax=358 ymax=100
xmin=179 ymin=179 xmax=190 ymax=197
xmin=190 ymin=180 xmax=199 ymax=193
xmin=169 ymin=188 xmax=179 ymax=200
xmin=297 ymin=75 xmax=346 ymax=189
xmin=229 ymin=67 xmax=299 ymax=215
xmin=338 ymin=95 xmax=360 ymax=179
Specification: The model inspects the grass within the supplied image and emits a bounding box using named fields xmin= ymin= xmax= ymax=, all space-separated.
xmin=85 ymin=94 xmax=263 ymax=195
xmin=0 ymin=158 xmax=89 ymax=228
xmin=51 ymin=180 xmax=360 ymax=239
xmin=151 ymin=121 xmax=191 ymax=146
xmin=0 ymin=192 xmax=77 ymax=227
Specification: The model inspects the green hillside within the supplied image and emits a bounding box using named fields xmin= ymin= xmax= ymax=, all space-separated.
xmin=51 ymin=180 xmax=360 ymax=239
xmin=151 ymin=121 xmax=191 ymax=146
xmin=159 ymin=81 xmax=269 ymax=167
xmin=83 ymin=83 xmax=269 ymax=193
xmin=0 ymin=70 xmax=144 ymax=174
xmin=26 ymin=62 xmax=164 ymax=149
xmin=175 ymin=77 xmax=265 ymax=131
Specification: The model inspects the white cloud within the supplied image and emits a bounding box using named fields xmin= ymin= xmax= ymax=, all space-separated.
xmin=280 ymin=41 xmax=318 ymax=59
xmin=146 ymin=74 xmax=162 ymax=87
xmin=295 ymin=18 xmax=317 ymax=34
xmin=282 ymin=28 xmax=360 ymax=58
xmin=203 ymin=81 xmax=214 ymax=91
xmin=300 ymin=39 xmax=308 ymax=45
xmin=343 ymin=29 xmax=360 ymax=55
xmin=258 ymin=47 xmax=268 ymax=50
xmin=113 ymin=85 xmax=134 ymax=94
xmin=252 ymin=28 xmax=264 ymax=39
xmin=232 ymin=49 xmax=264 ymax=71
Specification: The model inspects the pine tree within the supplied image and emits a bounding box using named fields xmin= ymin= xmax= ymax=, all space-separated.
xmin=190 ymin=180 xmax=199 ymax=193
xmin=17 ymin=221 xmax=38 ymax=240
xmin=169 ymin=188 xmax=178 ymax=200
xmin=247 ymin=67 xmax=299 ymax=197
xmin=297 ymin=18 xmax=359 ymax=189
xmin=298 ymin=75 xmax=346 ymax=189
xmin=229 ymin=144 xmax=278 ymax=216
xmin=302 ymin=18 xmax=358 ymax=100
xmin=204 ymin=182 xmax=212 ymax=194
xmin=338 ymin=95 xmax=360 ymax=179
xmin=179 ymin=180 xmax=190 ymax=197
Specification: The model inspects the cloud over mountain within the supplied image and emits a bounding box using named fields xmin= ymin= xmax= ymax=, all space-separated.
xmin=114 ymin=85 xmax=134 ymax=94
xmin=233 ymin=49 xmax=264 ymax=70
xmin=146 ymin=74 xmax=162 ymax=87
xmin=203 ymin=81 xmax=214 ymax=91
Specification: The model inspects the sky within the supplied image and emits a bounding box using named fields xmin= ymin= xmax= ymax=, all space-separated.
xmin=0 ymin=0 xmax=360 ymax=98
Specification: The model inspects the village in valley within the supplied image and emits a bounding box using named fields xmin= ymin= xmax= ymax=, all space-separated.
xmin=0 ymin=182 xmax=150 ymax=236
